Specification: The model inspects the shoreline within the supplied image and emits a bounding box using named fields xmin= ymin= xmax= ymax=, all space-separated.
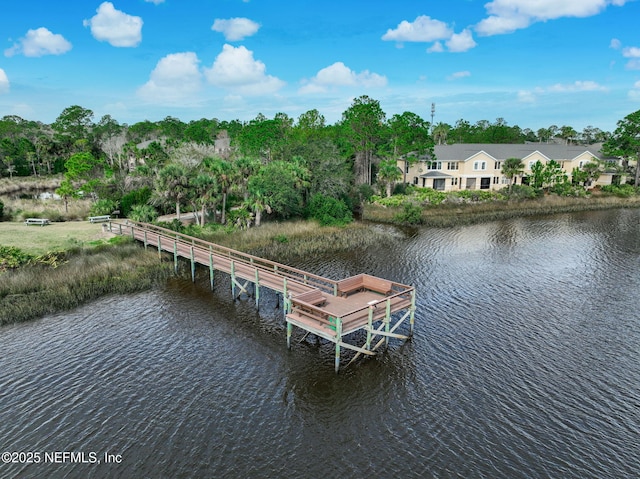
xmin=363 ymin=194 xmax=640 ymax=226
xmin=2 ymin=196 xmax=640 ymax=326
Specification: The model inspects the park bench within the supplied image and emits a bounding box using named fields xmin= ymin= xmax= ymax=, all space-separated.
xmin=337 ymin=274 xmax=393 ymax=297
xmin=292 ymin=289 xmax=327 ymax=307
xmin=88 ymin=215 xmax=111 ymax=223
xmin=25 ymin=218 xmax=50 ymax=226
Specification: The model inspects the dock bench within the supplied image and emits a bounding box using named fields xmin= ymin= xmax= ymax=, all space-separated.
xmin=25 ymin=218 xmax=50 ymax=226
xmin=337 ymin=274 xmax=393 ymax=297
xmin=89 ymin=215 xmax=111 ymax=223
xmin=292 ymin=289 xmax=327 ymax=307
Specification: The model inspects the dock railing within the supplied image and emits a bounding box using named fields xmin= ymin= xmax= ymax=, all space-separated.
xmin=110 ymin=220 xmax=337 ymax=294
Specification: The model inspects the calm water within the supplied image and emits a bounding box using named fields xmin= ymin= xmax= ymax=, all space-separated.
xmin=1 ymin=209 xmax=639 ymax=478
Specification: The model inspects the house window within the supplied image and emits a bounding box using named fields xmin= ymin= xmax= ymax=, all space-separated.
xmin=480 ymin=177 xmax=491 ymax=189
xmin=495 ymin=161 xmax=502 ymax=170
xmin=501 ymin=176 xmax=509 ymax=185
xmin=493 ymin=176 xmax=499 ymax=184
xmin=452 ymin=177 xmax=458 ymax=186
xmin=528 ymin=161 xmax=536 ymax=169
xmin=405 ymin=163 xmax=410 ymax=173
xmin=579 ymin=160 xmax=585 ymax=168
xmin=447 ymin=162 xmax=459 ymax=170
xmin=427 ymin=161 xmax=442 ymax=170
xmin=473 ymin=161 xmax=487 ymax=171
xmin=413 ymin=177 xmax=418 ymax=185
xmin=433 ymin=178 xmax=446 ymax=191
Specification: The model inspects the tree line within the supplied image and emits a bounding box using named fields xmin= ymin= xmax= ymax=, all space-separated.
xmin=1 ymin=96 xmax=638 ymax=227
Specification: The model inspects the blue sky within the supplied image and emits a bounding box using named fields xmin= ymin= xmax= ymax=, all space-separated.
xmin=1 ymin=0 xmax=640 ymax=132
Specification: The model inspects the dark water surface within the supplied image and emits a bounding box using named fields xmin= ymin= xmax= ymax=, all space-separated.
xmin=1 ymin=209 xmax=639 ymax=478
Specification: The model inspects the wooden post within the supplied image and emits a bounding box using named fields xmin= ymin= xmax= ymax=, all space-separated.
xmin=157 ymin=236 xmax=162 ymax=260
xmin=190 ymin=246 xmax=195 ymax=282
xmin=173 ymin=240 xmax=178 ymax=273
xmin=209 ymin=249 xmax=214 ymax=291
xmin=287 ymin=322 xmax=292 ymax=349
xmin=333 ymin=283 xmax=338 ymax=296
xmin=130 ymin=226 xmax=135 ymax=239
xmin=143 ymin=231 xmax=148 ymax=250
xmin=231 ymin=260 xmax=236 ymax=298
xmin=384 ymin=298 xmax=391 ymax=348
xmin=409 ymin=288 xmax=416 ymax=336
xmin=119 ymin=223 xmax=123 ymax=235
xmin=254 ymin=269 xmax=260 ymax=307
xmin=335 ymin=317 xmax=342 ymax=373
xmin=366 ymin=305 xmax=374 ymax=350
xmin=283 ymin=278 xmax=289 ymax=316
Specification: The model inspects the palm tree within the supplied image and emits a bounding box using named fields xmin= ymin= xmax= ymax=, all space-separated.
xmin=189 ymin=173 xmax=220 ymax=226
xmin=246 ymin=188 xmax=271 ymax=227
xmin=377 ymin=158 xmax=403 ymax=197
xmin=154 ymin=163 xmax=190 ymax=219
xmin=432 ymin=123 xmax=449 ymax=145
xmin=502 ymin=157 xmax=525 ymax=192
xmin=204 ymin=158 xmax=234 ymax=224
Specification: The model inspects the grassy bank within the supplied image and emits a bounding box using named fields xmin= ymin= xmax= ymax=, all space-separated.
xmin=192 ymin=220 xmax=395 ymax=262
xmin=0 ymin=219 xmax=396 ymax=326
xmin=0 ymin=240 xmax=173 ymax=326
xmin=363 ymin=194 xmax=640 ymax=227
xmin=0 ymin=221 xmax=109 ymax=255
xmin=0 ymin=175 xmax=62 ymax=196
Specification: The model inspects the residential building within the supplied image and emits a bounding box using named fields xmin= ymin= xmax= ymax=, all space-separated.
xmin=399 ymin=143 xmax=623 ymax=192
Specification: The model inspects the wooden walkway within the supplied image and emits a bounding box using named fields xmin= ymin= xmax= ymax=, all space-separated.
xmin=108 ymin=221 xmax=416 ymax=372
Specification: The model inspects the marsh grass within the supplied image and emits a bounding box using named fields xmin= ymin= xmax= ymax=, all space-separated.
xmin=364 ymin=195 xmax=640 ymax=226
xmin=1 ymin=196 xmax=92 ymax=222
xmin=0 ymin=242 xmax=173 ymax=326
xmin=0 ymin=176 xmax=62 ymax=196
xmin=194 ymin=220 xmax=393 ymax=262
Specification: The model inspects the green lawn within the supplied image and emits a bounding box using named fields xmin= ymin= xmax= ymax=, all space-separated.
xmin=0 ymin=221 xmax=112 ymax=254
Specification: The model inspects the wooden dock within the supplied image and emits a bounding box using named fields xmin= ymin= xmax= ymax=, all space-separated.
xmin=108 ymin=221 xmax=416 ymax=372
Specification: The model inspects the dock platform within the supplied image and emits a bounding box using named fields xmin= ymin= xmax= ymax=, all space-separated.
xmin=108 ymin=221 xmax=416 ymax=372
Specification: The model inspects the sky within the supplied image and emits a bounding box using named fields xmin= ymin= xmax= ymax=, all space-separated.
xmin=1 ymin=0 xmax=640 ymax=132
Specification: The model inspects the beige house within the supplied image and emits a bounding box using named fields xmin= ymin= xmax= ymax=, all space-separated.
xmin=400 ymin=144 xmax=623 ymax=192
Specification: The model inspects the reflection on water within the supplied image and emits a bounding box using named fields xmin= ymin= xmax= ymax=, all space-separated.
xmin=1 ymin=209 xmax=639 ymax=478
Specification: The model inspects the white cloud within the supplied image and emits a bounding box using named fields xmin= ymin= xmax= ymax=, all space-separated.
xmin=622 ymin=46 xmax=640 ymax=58
xmin=628 ymin=80 xmax=640 ymax=100
xmin=476 ymin=0 xmax=629 ymax=36
xmin=0 ymin=68 xmax=9 ymax=94
xmin=517 ymin=90 xmax=536 ymax=103
xmin=382 ymin=15 xmax=453 ymax=42
xmin=84 ymin=2 xmax=143 ymax=47
xmin=448 ymin=71 xmax=471 ymax=80
xmin=137 ymin=52 xmax=202 ymax=103
xmin=299 ymin=62 xmax=387 ymax=94
xmin=625 ymin=59 xmax=640 ymax=70
xmin=204 ymin=44 xmax=284 ymax=95
xmin=383 ymin=16 xmax=476 ymax=52
xmin=211 ymin=18 xmax=260 ymax=41
xmin=519 ymin=80 xmax=608 ymax=102
xmin=446 ymin=29 xmax=477 ymax=52
xmin=547 ymin=80 xmax=608 ymax=92
xmin=4 ymin=27 xmax=72 ymax=57
xmin=144 ymin=0 xmax=165 ymax=4
xmin=610 ymin=38 xmax=621 ymax=49
xmin=427 ymin=42 xmax=444 ymax=53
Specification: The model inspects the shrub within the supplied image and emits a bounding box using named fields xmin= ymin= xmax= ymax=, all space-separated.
xmin=504 ymin=184 xmax=540 ymax=199
xmin=0 ymin=199 xmax=4 ymax=220
xmin=90 ymin=198 xmax=118 ymax=216
xmin=306 ymin=194 xmax=353 ymax=226
xmin=601 ymin=184 xmax=637 ymax=197
xmin=120 ymin=186 xmax=152 ymax=216
xmin=394 ymin=203 xmax=422 ymax=225
xmin=128 ymin=204 xmax=158 ymax=223
xmin=549 ymin=183 xmax=588 ymax=197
